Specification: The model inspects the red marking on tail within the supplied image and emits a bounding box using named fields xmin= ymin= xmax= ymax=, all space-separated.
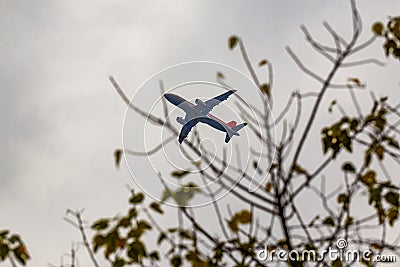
xmin=227 ymin=121 xmax=237 ymax=128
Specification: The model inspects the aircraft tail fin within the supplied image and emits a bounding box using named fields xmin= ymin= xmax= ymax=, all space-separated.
xmin=225 ymin=123 xmax=247 ymax=143
xmin=227 ymin=121 xmax=237 ymax=128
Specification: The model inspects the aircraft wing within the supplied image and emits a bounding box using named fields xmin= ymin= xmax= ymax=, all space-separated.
xmin=178 ymin=119 xmax=199 ymax=144
xmin=203 ymin=90 xmax=236 ymax=112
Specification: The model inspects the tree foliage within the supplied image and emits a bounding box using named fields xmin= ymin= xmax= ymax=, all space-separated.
xmin=373 ymin=16 xmax=400 ymax=59
xmin=0 ymin=229 xmax=30 ymax=266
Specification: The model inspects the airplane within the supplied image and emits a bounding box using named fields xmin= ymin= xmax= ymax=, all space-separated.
xmin=164 ymin=90 xmax=247 ymax=144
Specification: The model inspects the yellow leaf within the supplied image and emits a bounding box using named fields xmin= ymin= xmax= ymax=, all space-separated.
xmin=265 ymin=182 xmax=273 ymax=192
xmin=259 ymin=83 xmax=270 ymax=97
xmin=216 ymin=71 xmax=224 ymax=79
xmin=258 ymin=59 xmax=268 ymax=67
xmin=237 ymin=210 xmax=252 ymax=224
xmin=360 ymin=170 xmax=376 ymax=188
xmin=347 ymin=77 xmax=364 ymax=88
xmin=375 ymin=145 xmax=384 ymax=160
xmin=372 ymin=22 xmax=384 ymax=36
xmin=228 ymin=35 xmax=239 ymax=49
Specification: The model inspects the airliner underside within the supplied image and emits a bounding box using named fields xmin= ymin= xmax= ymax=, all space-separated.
xmin=164 ymin=90 xmax=247 ymax=144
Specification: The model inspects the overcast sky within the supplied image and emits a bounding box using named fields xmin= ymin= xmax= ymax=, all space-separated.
xmin=1 ymin=0 xmax=399 ymax=266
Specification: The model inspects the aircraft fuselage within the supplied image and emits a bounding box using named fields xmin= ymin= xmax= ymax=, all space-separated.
xmin=164 ymin=93 xmax=238 ymax=136
xmin=164 ymin=91 xmax=246 ymax=143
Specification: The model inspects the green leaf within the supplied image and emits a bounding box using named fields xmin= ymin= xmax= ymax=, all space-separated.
xmin=331 ymin=258 xmax=343 ymax=267
xmin=170 ymin=255 xmax=183 ymax=267
xmin=375 ymin=145 xmax=384 ymax=160
xmin=8 ymin=235 xmax=22 ymax=245
xmin=277 ymin=239 xmax=287 ymax=247
xmin=328 ymin=100 xmax=336 ymax=113
xmin=374 ymin=114 xmax=386 ymax=131
xmin=237 ymin=210 xmax=252 ymax=224
xmin=228 ymin=35 xmax=239 ymax=50
xmin=130 ymin=192 xmax=145 ymax=204
xmin=360 ymin=170 xmax=377 ymax=188
xmin=389 ymin=18 xmax=400 ymax=39
xmin=380 ymin=96 xmax=388 ymax=102
xmin=93 ymin=234 xmax=106 ymax=252
xmin=118 ymin=217 xmax=131 ymax=228
xmin=384 ymin=39 xmax=397 ymax=57
xmin=337 ymin=193 xmax=349 ymax=211
xmin=227 ymin=210 xmax=252 ymax=233
xmin=161 ymin=189 xmax=172 ymax=202
xmin=227 ymin=219 xmax=239 ymax=233
xmin=342 ymin=162 xmax=356 ymax=173
xmin=91 ymin=219 xmax=109 ymax=231
xmin=157 ymin=232 xmax=167 ymax=245
xmin=321 ymin=118 xmax=356 ymax=158
xmin=128 ymin=228 xmax=143 ymax=238
xmin=372 ymin=22 xmax=385 ymax=35
xmin=149 ymin=251 xmax=160 ymax=261
xmin=259 ymin=83 xmax=270 ymax=97
xmin=322 ymin=216 xmax=335 ymax=227
xmin=369 ymin=187 xmax=382 ymax=205
xmin=128 ymin=207 xmax=138 ymax=218
xmin=345 ymin=216 xmax=354 ymax=228
xmin=12 ymin=245 xmax=30 ymax=265
xmin=387 ymin=207 xmax=399 ymax=226
xmin=149 ymin=202 xmax=164 ymax=214
xmin=0 ymin=244 xmax=10 ymax=260
xmin=294 ymin=164 xmax=308 ymax=176
xmin=384 ymin=191 xmax=400 ymax=207
xmin=179 ymin=230 xmax=192 ymax=240
xmin=127 ymin=240 xmax=147 ymax=262
xmin=350 ymin=119 xmax=359 ymax=131
xmin=337 ymin=193 xmax=348 ymax=203
xmin=113 ymin=258 xmax=125 ymax=267
xmin=172 ymin=183 xmax=201 ymax=206
xmin=193 ymin=261 xmax=208 ymax=267
xmin=171 ymin=170 xmax=190 ymax=179
xmin=0 ymin=230 xmax=9 ymax=239
xmin=186 ymin=251 xmax=200 ymax=262
xmin=385 ymin=136 xmax=400 ymax=150
xmin=216 ymin=71 xmax=225 ymax=79
xmin=114 ymin=149 xmax=122 ymax=168
xmin=137 ymin=220 xmax=152 ymax=231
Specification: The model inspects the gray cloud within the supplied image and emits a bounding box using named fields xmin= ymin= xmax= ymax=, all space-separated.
xmin=1 ymin=0 xmax=399 ymax=265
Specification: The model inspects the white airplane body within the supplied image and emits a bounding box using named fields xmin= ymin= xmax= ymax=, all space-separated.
xmin=164 ymin=90 xmax=247 ymax=144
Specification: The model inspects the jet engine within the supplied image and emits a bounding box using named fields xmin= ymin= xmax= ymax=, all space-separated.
xmin=195 ymin=99 xmax=210 ymax=113
xmin=195 ymin=99 xmax=205 ymax=106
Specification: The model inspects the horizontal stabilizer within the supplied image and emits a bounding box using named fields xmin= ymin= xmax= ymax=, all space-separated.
xmin=232 ymin=123 xmax=247 ymax=132
xmin=225 ymin=132 xmax=233 ymax=143
xmin=225 ymin=123 xmax=247 ymax=143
